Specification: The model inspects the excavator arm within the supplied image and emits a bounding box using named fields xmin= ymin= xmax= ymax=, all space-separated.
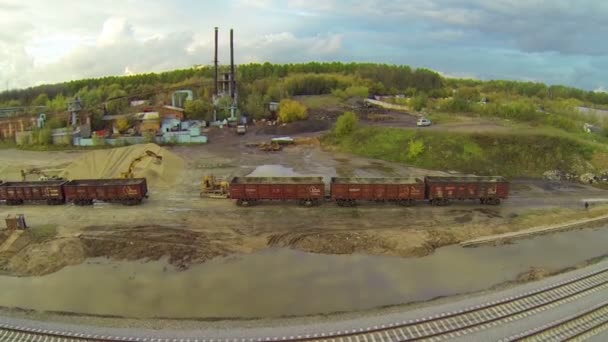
xmin=120 ymin=150 xmax=163 ymax=179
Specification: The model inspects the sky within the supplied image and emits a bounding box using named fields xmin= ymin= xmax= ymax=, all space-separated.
xmin=0 ymin=0 xmax=607 ymax=91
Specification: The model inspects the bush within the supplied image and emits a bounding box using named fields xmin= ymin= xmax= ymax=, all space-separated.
xmin=115 ymin=117 xmax=130 ymax=133
xmin=410 ymin=94 xmax=428 ymax=111
xmin=38 ymin=128 xmax=53 ymax=146
xmin=335 ymin=111 xmax=359 ymax=137
xmin=92 ymin=135 xmax=107 ymax=146
xmin=332 ymin=86 xmax=369 ymax=100
xmin=279 ymin=99 xmax=308 ymax=123
xmin=143 ymin=131 xmax=156 ymax=143
xmin=46 ymin=116 xmax=67 ymax=129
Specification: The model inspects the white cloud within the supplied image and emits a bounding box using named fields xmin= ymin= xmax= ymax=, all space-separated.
xmin=97 ymin=17 xmax=134 ymax=47
xmin=595 ymin=87 xmax=608 ymax=93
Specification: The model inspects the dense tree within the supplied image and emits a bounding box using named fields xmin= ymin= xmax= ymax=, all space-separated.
xmin=244 ymin=92 xmax=267 ymax=119
xmin=106 ymin=89 xmax=128 ymax=114
xmin=32 ymin=93 xmax=49 ymax=106
xmin=410 ymin=94 xmax=428 ymax=111
xmin=185 ymin=99 xmax=213 ymax=121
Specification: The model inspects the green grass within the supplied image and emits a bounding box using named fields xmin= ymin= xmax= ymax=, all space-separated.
xmin=325 ymin=126 xmax=602 ymax=177
xmin=27 ymin=224 xmax=58 ymax=243
xmin=425 ymin=112 xmax=467 ymax=124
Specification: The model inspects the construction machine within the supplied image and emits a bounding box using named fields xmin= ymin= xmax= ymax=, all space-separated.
xmin=120 ymin=150 xmax=163 ymax=179
xmin=21 ymin=168 xmax=64 ymax=181
xmin=200 ymin=175 xmax=230 ymax=198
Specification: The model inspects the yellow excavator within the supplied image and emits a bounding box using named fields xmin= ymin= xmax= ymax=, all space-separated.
xmin=200 ymin=175 xmax=230 ymax=198
xmin=21 ymin=168 xmax=64 ymax=181
xmin=120 ymin=150 xmax=163 ymax=179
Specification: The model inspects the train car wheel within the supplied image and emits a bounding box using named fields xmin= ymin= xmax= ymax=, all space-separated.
xmin=304 ymin=200 xmax=313 ymax=207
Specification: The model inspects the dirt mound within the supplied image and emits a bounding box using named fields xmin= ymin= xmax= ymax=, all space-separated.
xmin=59 ymin=144 xmax=184 ymax=187
xmin=267 ymin=230 xmax=396 ymax=255
xmin=6 ymin=238 xmax=86 ymax=276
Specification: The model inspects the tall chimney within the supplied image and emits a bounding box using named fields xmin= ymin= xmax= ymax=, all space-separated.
xmin=230 ymin=28 xmax=235 ymax=100
xmin=214 ymin=27 xmax=218 ymax=97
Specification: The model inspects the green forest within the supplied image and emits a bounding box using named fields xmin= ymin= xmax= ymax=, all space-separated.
xmin=3 ymin=62 xmax=608 ymax=124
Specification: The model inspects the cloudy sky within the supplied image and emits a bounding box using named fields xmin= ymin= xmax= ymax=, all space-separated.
xmin=1 ymin=0 xmax=607 ymax=91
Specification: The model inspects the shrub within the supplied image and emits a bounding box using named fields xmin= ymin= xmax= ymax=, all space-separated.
xmin=278 ymin=99 xmax=308 ymax=123
xmin=407 ymin=139 xmax=425 ymax=159
xmin=38 ymin=128 xmax=53 ymax=146
xmin=92 ymin=135 xmax=107 ymax=146
xmin=143 ymin=131 xmax=156 ymax=143
xmin=332 ymin=86 xmax=369 ymax=100
xmin=334 ymin=111 xmax=359 ymax=137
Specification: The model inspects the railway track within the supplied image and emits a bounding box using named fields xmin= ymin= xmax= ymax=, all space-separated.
xmin=503 ymin=300 xmax=608 ymax=341
xmin=1 ymin=267 xmax=608 ymax=342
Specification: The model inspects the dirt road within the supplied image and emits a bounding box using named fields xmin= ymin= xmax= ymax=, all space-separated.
xmin=0 ymin=132 xmax=606 ymax=277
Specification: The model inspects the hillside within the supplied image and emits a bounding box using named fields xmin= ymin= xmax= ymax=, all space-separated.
xmin=3 ymin=62 xmax=608 ymax=177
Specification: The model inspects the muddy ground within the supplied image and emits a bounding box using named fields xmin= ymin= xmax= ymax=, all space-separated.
xmin=0 ymin=126 xmax=607 ymax=277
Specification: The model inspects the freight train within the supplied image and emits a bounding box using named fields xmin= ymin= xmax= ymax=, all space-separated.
xmin=0 ymin=175 xmax=509 ymax=208
xmin=229 ymin=176 xmax=509 ymax=207
xmin=0 ymin=178 xmax=148 ymax=206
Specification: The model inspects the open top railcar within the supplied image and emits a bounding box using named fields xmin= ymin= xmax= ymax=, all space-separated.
xmin=63 ymin=178 xmax=148 ymax=206
xmin=229 ymin=177 xmax=325 ymax=206
xmin=0 ymin=180 xmax=68 ymax=205
xmin=424 ymin=176 xmax=509 ymax=205
xmin=330 ymin=177 xmax=425 ymax=206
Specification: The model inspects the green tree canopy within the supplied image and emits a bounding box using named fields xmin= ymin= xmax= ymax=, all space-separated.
xmin=185 ymin=99 xmax=213 ymax=121
xmin=32 ymin=93 xmax=49 ymax=106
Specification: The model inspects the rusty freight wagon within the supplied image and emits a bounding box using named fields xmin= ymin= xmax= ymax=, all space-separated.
xmin=64 ymin=178 xmax=148 ymax=206
xmin=425 ymin=176 xmax=509 ymax=206
xmin=330 ymin=177 xmax=425 ymax=206
xmin=229 ymin=177 xmax=325 ymax=206
xmin=0 ymin=180 xmax=67 ymax=205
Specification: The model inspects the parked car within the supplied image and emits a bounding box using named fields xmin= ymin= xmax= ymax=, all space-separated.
xmin=416 ymin=117 xmax=432 ymax=127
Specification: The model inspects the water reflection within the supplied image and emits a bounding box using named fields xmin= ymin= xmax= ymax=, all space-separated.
xmin=0 ymin=227 xmax=607 ymax=318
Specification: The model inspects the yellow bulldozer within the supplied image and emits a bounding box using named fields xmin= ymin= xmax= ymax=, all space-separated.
xmin=120 ymin=150 xmax=163 ymax=179
xmin=200 ymin=175 xmax=230 ymax=198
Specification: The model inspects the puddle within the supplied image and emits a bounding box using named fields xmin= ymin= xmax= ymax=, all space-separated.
xmin=0 ymin=227 xmax=607 ymax=319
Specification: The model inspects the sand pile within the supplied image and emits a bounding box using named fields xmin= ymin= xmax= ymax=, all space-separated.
xmin=60 ymin=143 xmax=185 ymax=187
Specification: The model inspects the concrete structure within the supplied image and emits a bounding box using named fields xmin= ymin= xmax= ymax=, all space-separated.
xmin=51 ymin=128 xmax=73 ymax=145
xmin=171 ymin=90 xmax=193 ymax=108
